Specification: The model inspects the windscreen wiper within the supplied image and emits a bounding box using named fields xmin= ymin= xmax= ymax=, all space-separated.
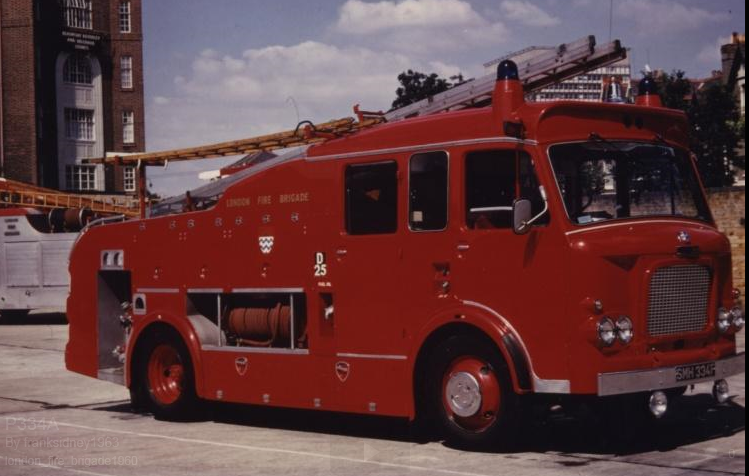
xmin=588 ymin=132 xmax=637 ymax=160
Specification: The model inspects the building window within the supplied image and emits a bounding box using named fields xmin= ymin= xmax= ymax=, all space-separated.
xmin=123 ymin=166 xmax=136 ymax=192
xmin=64 ymin=108 xmax=95 ymax=141
xmin=63 ymin=53 xmax=92 ymax=84
xmin=345 ymin=161 xmax=398 ymax=235
xmin=64 ymin=0 xmax=92 ymax=30
xmin=66 ymin=165 xmax=97 ymax=191
xmin=409 ymin=151 xmax=448 ymax=231
xmin=120 ymin=56 xmax=133 ymax=89
xmin=122 ymin=111 xmax=135 ymax=144
xmin=119 ymin=2 xmax=132 ymax=33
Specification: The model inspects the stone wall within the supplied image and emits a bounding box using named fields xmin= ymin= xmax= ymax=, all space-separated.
xmin=707 ymin=187 xmax=746 ymax=301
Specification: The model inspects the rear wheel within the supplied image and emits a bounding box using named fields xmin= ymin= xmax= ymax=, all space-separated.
xmin=135 ymin=329 xmax=198 ymax=420
xmin=427 ymin=335 xmax=519 ymax=449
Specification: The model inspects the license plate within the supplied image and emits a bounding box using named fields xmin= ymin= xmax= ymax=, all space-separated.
xmin=675 ymin=362 xmax=716 ymax=382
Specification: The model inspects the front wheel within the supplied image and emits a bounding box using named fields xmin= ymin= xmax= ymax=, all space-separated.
xmin=427 ymin=335 xmax=519 ymax=449
xmin=134 ymin=329 xmax=198 ymax=420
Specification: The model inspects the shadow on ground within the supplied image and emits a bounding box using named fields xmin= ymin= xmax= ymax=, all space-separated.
xmin=0 ymin=312 xmax=67 ymax=325
xmin=93 ymin=391 xmax=745 ymax=456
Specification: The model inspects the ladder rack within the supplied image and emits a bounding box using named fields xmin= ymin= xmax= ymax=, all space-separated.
xmin=0 ymin=178 xmax=138 ymax=217
xmin=85 ymin=117 xmax=383 ymax=167
xmin=384 ymin=35 xmax=626 ymax=122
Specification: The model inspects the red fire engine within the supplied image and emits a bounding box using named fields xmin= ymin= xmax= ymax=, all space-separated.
xmin=65 ymin=57 xmax=745 ymax=447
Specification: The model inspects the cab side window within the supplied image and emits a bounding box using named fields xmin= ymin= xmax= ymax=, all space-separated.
xmin=465 ymin=150 xmax=546 ymax=229
xmin=409 ymin=151 xmax=448 ymax=231
xmin=345 ymin=161 xmax=398 ymax=235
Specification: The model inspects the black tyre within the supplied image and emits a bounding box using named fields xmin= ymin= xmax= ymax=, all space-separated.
xmin=426 ymin=334 xmax=519 ymax=449
xmin=134 ymin=328 xmax=198 ymax=420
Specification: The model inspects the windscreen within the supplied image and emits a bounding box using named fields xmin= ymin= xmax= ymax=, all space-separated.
xmin=549 ymin=142 xmax=711 ymax=226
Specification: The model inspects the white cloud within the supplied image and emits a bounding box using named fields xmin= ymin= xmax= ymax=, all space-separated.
xmin=615 ymin=0 xmax=729 ymax=34
xmin=333 ymin=0 xmax=510 ymax=56
xmin=499 ymin=1 xmax=561 ymax=27
xmin=146 ymin=41 xmax=461 ymax=195
xmin=336 ymin=0 xmax=483 ymax=34
xmin=696 ymin=35 xmax=733 ymax=68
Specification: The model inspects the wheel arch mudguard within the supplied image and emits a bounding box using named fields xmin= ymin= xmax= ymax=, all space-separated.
xmin=408 ymin=301 xmax=533 ymax=418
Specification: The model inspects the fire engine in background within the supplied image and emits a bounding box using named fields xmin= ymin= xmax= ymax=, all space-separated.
xmin=0 ymin=179 xmax=137 ymax=321
xmin=65 ymin=48 xmax=744 ymax=446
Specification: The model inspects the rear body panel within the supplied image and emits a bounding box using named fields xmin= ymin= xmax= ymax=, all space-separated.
xmin=0 ymin=209 xmax=76 ymax=313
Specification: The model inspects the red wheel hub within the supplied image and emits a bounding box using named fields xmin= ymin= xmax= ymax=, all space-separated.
xmin=147 ymin=344 xmax=184 ymax=405
xmin=442 ymin=356 xmax=501 ymax=432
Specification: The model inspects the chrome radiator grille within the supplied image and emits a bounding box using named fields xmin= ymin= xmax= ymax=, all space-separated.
xmin=647 ymin=265 xmax=712 ymax=337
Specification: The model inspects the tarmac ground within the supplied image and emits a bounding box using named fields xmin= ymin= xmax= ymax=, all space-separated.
xmin=0 ymin=313 xmax=744 ymax=476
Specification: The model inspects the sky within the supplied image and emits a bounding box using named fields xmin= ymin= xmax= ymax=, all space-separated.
xmin=141 ymin=0 xmax=746 ymax=196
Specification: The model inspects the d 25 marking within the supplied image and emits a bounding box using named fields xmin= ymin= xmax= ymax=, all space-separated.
xmin=314 ymin=252 xmax=328 ymax=277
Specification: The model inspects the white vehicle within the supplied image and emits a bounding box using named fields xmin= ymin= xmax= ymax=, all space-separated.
xmin=0 ymin=208 xmax=78 ymax=321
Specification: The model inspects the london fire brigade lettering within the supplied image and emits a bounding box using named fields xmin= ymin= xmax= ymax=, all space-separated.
xmin=257 ymin=195 xmax=272 ymax=205
xmin=279 ymin=192 xmax=310 ymax=204
xmin=226 ymin=197 xmax=251 ymax=208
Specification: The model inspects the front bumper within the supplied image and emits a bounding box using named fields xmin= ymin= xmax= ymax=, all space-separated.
xmin=598 ymin=352 xmax=745 ymax=397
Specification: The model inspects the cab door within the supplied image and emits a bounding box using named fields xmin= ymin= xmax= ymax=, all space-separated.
xmin=398 ymin=150 xmax=455 ymax=333
xmin=450 ymin=147 xmax=568 ymax=385
xmin=332 ymin=159 xmax=408 ymax=415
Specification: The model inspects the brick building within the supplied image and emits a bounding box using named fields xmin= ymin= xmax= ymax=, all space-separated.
xmin=0 ymin=0 xmax=144 ymax=194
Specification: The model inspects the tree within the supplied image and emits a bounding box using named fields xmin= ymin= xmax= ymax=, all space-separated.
xmin=660 ymin=70 xmax=692 ymax=111
xmin=660 ymin=70 xmax=743 ymax=188
xmin=391 ymin=70 xmax=464 ymax=110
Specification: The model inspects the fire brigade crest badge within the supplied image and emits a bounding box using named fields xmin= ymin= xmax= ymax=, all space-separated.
xmin=335 ymin=362 xmax=351 ymax=383
xmin=235 ymin=357 xmax=249 ymax=376
xmin=258 ymin=236 xmax=275 ymax=254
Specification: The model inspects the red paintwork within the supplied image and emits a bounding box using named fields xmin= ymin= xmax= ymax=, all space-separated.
xmin=635 ymin=92 xmax=664 ymax=108
xmin=0 ymin=208 xmax=31 ymax=217
xmin=65 ymin=77 xmax=740 ymax=420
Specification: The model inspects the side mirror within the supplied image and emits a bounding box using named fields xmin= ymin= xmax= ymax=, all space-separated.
xmin=513 ymin=199 xmax=533 ymax=235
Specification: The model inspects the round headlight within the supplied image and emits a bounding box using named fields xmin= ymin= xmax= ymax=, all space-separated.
xmin=731 ymin=307 xmax=745 ymax=330
xmin=616 ymin=316 xmax=634 ymax=344
xmin=597 ymin=317 xmax=616 ymax=346
xmin=717 ymin=308 xmax=732 ymax=333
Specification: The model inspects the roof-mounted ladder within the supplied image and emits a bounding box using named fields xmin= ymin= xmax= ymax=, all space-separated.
xmin=384 ymin=35 xmax=627 ymax=122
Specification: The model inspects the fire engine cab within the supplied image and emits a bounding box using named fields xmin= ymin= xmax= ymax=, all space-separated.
xmin=65 ymin=60 xmax=745 ymax=447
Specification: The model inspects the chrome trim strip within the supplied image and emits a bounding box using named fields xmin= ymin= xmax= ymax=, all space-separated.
xmin=336 ymin=353 xmax=408 ymax=361
xmin=136 ymin=288 xmax=180 ymax=294
xmin=533 ymin=376 xmax=571 ymax=394
xmin=187 ymin=288 xmax=224 ymax=294
xmin=307 ymin=137 xmax=538 ymax=162
xmin=598 ymin=352 xmax=745 ymax=397
xmin=202 ymin=345 xmax=310 ymax=356
xmin=565 ymin=219 xmax=716 ymax=236
xmin=231 ymin=288 xmax=305 ymax=294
